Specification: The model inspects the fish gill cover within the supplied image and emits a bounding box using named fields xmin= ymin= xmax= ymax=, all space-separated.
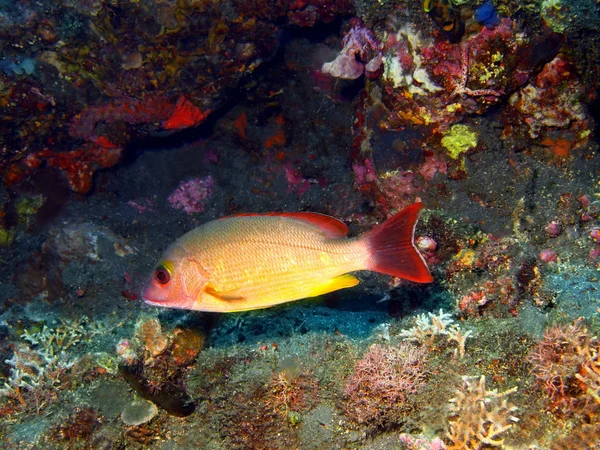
xmin=0 ymin=0 xmax=599 ymax=448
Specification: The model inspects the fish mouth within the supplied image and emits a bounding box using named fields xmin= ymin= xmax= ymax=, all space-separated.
xmin=141 ymin=278 xmax=169 ymax=307
xmin=143 ymin=297 xmax=167 ymax=307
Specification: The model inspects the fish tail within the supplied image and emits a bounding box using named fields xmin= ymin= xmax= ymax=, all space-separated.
xmin=363 ymin=203 xmax=433 ymax=283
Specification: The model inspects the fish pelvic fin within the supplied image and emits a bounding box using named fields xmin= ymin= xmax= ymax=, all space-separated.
xmin=204 ymin=285 xmax=246 ymax=301
xmin=363 ymin=202 xmax=433 ymax=283
xmin=308 ymin=274 xmax=360 ymax=297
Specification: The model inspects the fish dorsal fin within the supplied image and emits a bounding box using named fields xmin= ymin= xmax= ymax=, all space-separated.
xmin=227 ymin=212 xmax=348 ymax=238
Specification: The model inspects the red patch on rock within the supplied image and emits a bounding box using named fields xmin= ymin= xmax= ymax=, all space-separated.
xmin=163 ymin=96 xmax=211 ymax=130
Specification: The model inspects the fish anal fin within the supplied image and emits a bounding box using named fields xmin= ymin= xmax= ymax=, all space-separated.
xmin=309 ymin=274 xmax=359 ymax=297
xmin=204 ymin=285 xmax=246 ymax=301
xmin=225 ymin=212 xmax=348 ymax=238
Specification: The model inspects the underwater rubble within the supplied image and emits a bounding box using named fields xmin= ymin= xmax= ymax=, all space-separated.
xmin=1 ymin=0 xmax=600 ymax=448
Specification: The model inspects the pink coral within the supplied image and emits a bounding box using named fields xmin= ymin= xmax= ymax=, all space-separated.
xmin=321 ymin=19 xmax=382 ymax=79
xmin=527 ymin=320 xmax=599 ymax=414
xmin=168 ymin=176 xmax=215 ymax=214
xmin=344 ymin=343 xmax=427 ymax=425
xmin=538 ymin=248 xmax=558 ymax=263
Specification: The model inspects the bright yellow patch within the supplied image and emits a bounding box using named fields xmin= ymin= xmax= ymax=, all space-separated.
xmin=456 ymin=249 xmax=477 ymax=268
xmin=308 ymin=274 xmax=360 ymax=297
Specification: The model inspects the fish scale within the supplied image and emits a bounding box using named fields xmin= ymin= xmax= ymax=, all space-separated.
xmin=187 ymin=221 xmax=367 ymax=290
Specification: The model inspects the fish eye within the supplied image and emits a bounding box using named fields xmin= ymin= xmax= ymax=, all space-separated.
xmin=154 ymin=266 xmax=171 ymax=285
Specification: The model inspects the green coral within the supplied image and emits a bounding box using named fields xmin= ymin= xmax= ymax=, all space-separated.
xmin=540 ymin=0 xmax=569 ymax=33
xmin=16 ymin=195 xmax=45 ymax=217
xmin=0 ymin=227 xmax=14 ymax=246
xmin=441 ymin=124 xmax=478 ymax=159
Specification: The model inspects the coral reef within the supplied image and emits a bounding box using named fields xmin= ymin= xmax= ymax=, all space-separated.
xmin=344 ymin=343 xmax=427 ymax=426
xmin=0 ymin=0 xmax=599 ymax=448
xmin=167 ymin=176 xmax=215 ymax=214
xmin=446 ymin=376 xmax=519 ymax=449
xmin=528 ymin=320 xmax=600 ymax=414
xmin=399 ymin=309 xmax=473 ymax=358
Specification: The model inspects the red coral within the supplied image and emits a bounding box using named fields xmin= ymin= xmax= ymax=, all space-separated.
xmin=40 ymin=139 xmax=122 ymax=194
xmin=163 ymin=95 xmax=211 ymax=130
xmin=70 ymin=96 xmax=175 ymax=139
xmin=235 ymin=112 xmax=248 ymax=139
xmin=52 ymin=407 xmax=103 ymax=441
xmin=3 ymin=137 xmax=122 ymax=194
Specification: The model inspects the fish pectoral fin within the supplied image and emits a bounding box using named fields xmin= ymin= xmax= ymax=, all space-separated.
xmin=204 ymin=285 xmax=246 ymax=302
xmin=308 ymin=274 xmax=360 ymax=297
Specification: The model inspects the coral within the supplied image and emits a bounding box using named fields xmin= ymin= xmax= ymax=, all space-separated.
xmin=235 ymin=112 xmax=248 ymax=139
xmin=528 ymin=320 xmax=600 ymax=414
xmin=167 ymin=176 xmax=215 ymax=214
xmin=170 ymin=327 xmax=206 ymax=366
xmin=137 ymin=318 xmax=169 ymax=358
xmin=446 ymin=376 xmax=519 ymax=449
xmin=444 ymin=236 xmax=551 ymax=318
xmin=539 ymin=248 xmax=558 ymax=263
xmin=344 ymin=343 xmax=427 ymax=425
xmin=121 ymin=399 xmax=159 ymax=426
xmin=163 ymin=95 xmax=211 ymax=130
xmin=116 ymin=339 xmax=137 ymax=364
xmin=551 ymin=423 xmax=600 ymax=449
xmin=475 ymin=1 xmax=500 ymax=29
xmin=1 ymin=345 xmax=54 ymax=407
xmin=266 ymin=370 xmax=319 ymax=419
xmin=382 ymin=25 xmax=443 ymax=96
xmin=399 ymin=309 xmax=473 ymax=358
xmin=399 ymin=434 xmax=447 ymax=450
xmin=541 ymin=0 xmax=600 ymax=33
xmin=52 ymin=407 xmax=103 ymax=441
xmin=21 ymin=317 xmax=103 ymax=358
xmin=4 ymin=139 xmax=123 ymax=194
xmin=507 ymin=56 xmax=589 ymax=141
xmin=286 ymin=0 xmax=353 ymax=27
xmin=441 ymin=124 xmax=478 ymax=160
xmin=0 ymin=227 xmax=15 ymax=246
xmin=15 ymin=195 xmax=45 ymax=219
xmin=321 ymin=19 xmax=381 ymax=80
xmin=0 ymin=316 xmax=107 ymax=409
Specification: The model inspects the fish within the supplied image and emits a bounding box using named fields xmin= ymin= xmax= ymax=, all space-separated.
xmin=142 ymin=203 xmax=433 ymax=313
xmin=423 ymin=0 xmax=465 ymax=43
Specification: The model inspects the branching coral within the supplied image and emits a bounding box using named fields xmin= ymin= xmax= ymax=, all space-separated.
xmin=446 ymin=376 xmax=519 ymax=449
xmin=1 ymin=316 xmax=105 ymax=410
xmin=344 ymin=343 xmax=427 ymax=425
xmin=266 ymin=370 xmax=319 ymax=421
xmin=528 ymin=319 xmax=600 ymax=413
xmin=399 ymin=309 xmax=473 ymax=358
